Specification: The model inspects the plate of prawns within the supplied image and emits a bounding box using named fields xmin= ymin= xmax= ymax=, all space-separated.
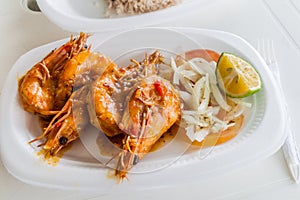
xmin=0 ymin=27 xmax=286 ymax=192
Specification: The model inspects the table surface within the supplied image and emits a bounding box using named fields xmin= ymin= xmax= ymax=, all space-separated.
xmin=1 ymin=0 xmax=300 ymax=199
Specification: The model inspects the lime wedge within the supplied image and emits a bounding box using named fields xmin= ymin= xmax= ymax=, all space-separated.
xmin=216 ymin=52 xmax=262 ymax=98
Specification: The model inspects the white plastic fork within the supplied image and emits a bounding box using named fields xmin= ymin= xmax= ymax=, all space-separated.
xmin=257 ymin=39 xmax=300 ymax=183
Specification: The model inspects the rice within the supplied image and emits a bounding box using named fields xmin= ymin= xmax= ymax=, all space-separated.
xmin=105 ymin=0 xmax=181 ymax=16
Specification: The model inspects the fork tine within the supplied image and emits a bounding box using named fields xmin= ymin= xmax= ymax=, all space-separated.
xmin=269 ymin=40 xmax=277 ymax=63
xmin=264 ymin=39 xmax=269 ymax=63
xmin=265 ymin=39 xmax=272 ymax=65
xmin=257 ymin=39 xmax=277 ymax=66
xmin=257 ymin=38 xmax=280 ymax=78
xmin=257 ymin=39 xmax=263 ymax=58
xmin=257 ymin=39 xmax=267 ymax=63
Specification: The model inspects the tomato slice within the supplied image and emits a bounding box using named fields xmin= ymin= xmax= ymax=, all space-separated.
xmin=185 ymin=49 xmax=220 ymax=62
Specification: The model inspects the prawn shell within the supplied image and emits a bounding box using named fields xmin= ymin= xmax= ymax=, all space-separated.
xmin=87 ymin=55 xmax=122 ymax=137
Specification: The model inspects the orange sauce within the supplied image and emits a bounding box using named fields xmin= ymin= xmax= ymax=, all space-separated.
xmin=36 ymin=143 xmax=73 ymax=166
xmin=150 ymin=124 xmax=179 ymax=152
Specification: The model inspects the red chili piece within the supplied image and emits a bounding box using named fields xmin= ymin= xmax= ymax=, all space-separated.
xmin=55 ymin=122 xmax=62 ymax=128
xmin=154 ymin=81 xmax=166 ymax=97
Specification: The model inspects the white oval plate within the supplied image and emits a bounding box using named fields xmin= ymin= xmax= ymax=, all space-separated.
xmin=0 ymin=27 xmax=286 ymax=192
xmin=36 ymin=0 xmax=216 ymax=32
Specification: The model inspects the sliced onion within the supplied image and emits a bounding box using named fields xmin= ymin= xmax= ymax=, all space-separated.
xmin=224 ymin=104 xmax=244 ymax=121
xmin=182 ymin=110 xmax=199 ymax=115
xmin=198 ymin=74 xmax=210 ymax=113
xmin=211 ymin=84 xmax=231 ymax=111
xmin=229 ymin=98 xmax=252 ymax=108
xmin=189 ymin=58 xmax=217 ymax=84
xmin=180 ymin=91 xmax=193 ymax=104
xmin=194 ymin=128 xmax=210 ymax=142
xmin=170 ymin=57 xmax=179 ymax=84
xmin=182 ymin=115 xmax=201 ymax=126
xmin=179 ymin=69 xmax=200 ymax=82
xmin=187 ymin=60 xmax=206 ymax=75
xmin=179 ymin=74 xmax=194 ymax=94
xmin=193 ymin=76 xmax=206 ymax=106
xmin=185 ymin=125 xmax=196 ymax=141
